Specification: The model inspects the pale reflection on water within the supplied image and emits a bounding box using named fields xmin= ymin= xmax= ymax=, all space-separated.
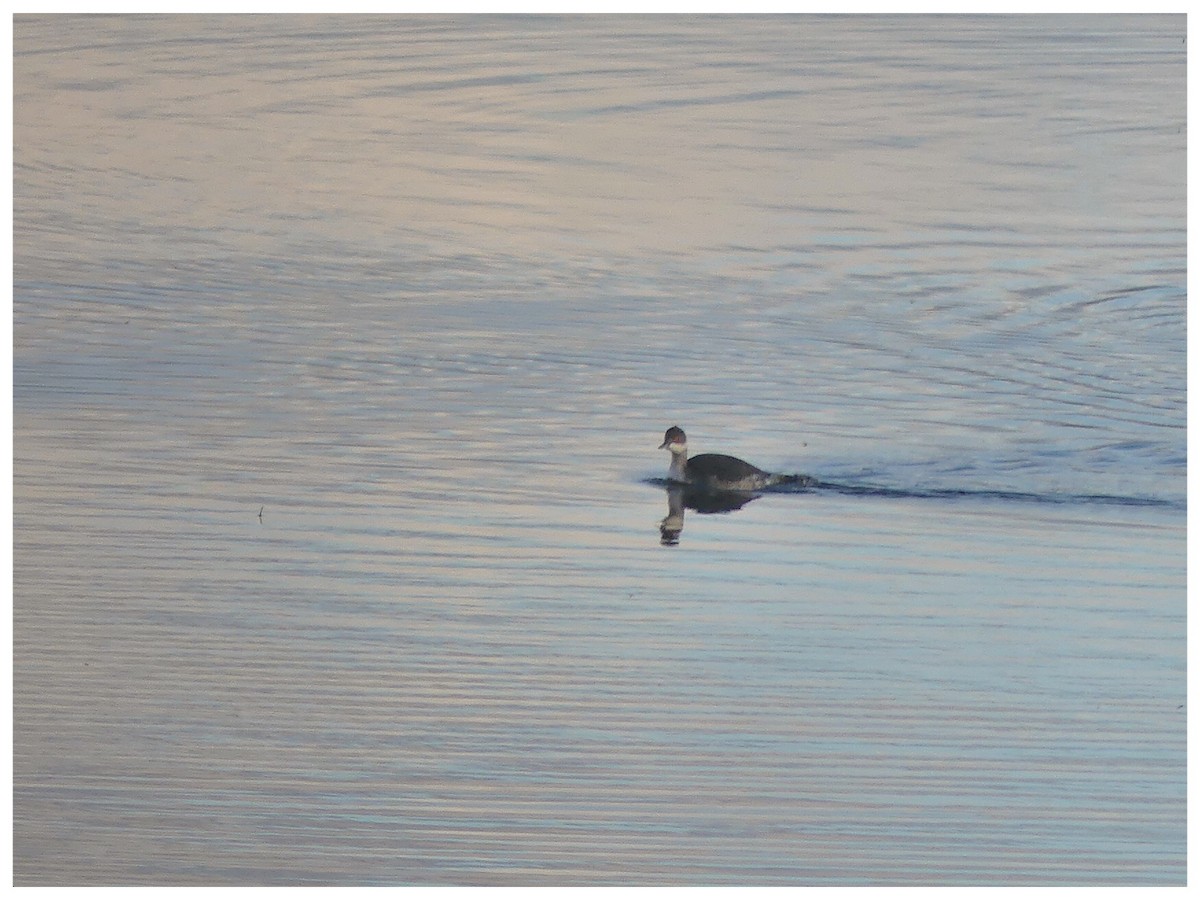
xmin=13 ymin=14 xmax=1184 ymax=885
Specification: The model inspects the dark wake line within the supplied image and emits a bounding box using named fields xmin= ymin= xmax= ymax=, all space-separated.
xmin=781 ymin=479 xmax=1183 ymax=511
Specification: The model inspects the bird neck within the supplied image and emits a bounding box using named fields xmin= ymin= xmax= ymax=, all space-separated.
xmin=668 ymin=448 xmax=688 ymax=482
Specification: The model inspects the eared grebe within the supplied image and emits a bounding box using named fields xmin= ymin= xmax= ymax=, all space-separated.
xmin=658 ymin=426 xmax=801 ymax=491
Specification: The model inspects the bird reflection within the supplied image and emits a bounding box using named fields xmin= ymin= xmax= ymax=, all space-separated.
xmin=659 ymin=485 xmax=759 ymax=545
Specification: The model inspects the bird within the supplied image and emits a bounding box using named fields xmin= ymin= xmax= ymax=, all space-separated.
xmin=658 ymin=425 xmax=806 ymax=491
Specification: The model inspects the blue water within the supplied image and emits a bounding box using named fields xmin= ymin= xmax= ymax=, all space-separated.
xmin=12 ymin=14 xmax=1185 ymax=885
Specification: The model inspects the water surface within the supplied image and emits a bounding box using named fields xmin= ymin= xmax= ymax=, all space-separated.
xmin=13 ymin=14 xmax=1185 ymax=885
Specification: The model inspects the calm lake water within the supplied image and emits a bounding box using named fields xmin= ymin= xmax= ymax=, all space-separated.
xmin=12 ymin=14 xmax=1186 ymax=886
